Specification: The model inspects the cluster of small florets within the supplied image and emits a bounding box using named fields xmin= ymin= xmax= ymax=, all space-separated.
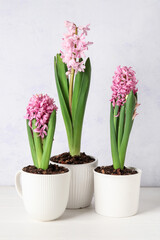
xmin=25 ymin=94 xmax=57 ymax=138
xmin=60 ymin=21 xmax=93 ymax=76
xmin=110 ymin=66 xmax=138 ymax=108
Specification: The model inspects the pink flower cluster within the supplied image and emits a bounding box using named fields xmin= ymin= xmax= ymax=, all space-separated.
xmin=110 ymin=66 xmax=138 ymax=108
xmin=25 ymin=94 xmax=57 ymax=138
xmin=60 ymin=21 xmax=93 ymax=76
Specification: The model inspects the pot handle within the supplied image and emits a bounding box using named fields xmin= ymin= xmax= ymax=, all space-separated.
xmin=15 ymin=171 xmax=23 ymax=198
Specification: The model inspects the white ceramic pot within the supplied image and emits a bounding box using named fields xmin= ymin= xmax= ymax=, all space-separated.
xmin=94 ymin=167 xmax=142 ymax=217
xmin=51 ymin=159 xmax=98 ymax=209
xmin=15 ymin=169 xmax=70 ymax=221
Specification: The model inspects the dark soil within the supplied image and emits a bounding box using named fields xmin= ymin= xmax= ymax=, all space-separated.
xmin=95 ymin=165 xmax=138 ymax=175
xmin=23 ymin=164 xmax=69 ymax=175
xmin=50 ymin=152 xmax=95 ymax=165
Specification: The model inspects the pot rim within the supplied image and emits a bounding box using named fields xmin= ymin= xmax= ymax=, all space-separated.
xmin=20 ymin=167 xmax=71 ymax=177
xmin=94 ymin=166 xmax=142 ymax=178
xmin=50 ymin=156 xmax=98 ymax=167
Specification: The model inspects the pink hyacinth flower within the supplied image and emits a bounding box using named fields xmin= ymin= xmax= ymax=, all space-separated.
xmin=25 ymin=94 xmax=57 ymax=138
xmin=60 ymin=21 xmax=93 ymax=75
xmin=110 ymin=66 xmax=139 ymax=117
xmin=110 ymin=66 xmax=138 ymax=108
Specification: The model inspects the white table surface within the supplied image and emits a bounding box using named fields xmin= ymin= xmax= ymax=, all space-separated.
xmin=0 ymin=187 xmax=160 ymax=240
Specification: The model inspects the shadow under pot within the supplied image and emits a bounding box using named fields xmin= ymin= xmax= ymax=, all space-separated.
xmin=15 ymin=165 xmax=70 ymax=221
xmin=50 ymin=153 xmax=98 ymax=209
xmin=94 ymin=166 xmax=142 ymax=218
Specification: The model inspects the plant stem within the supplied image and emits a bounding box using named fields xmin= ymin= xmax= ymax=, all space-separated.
xmin=70 ymin=148 xmax=80 ymax=156
xmin=41 ymin=110 xmax=56 ymax=170
xmin=26 ymin=120 xmax=38 ymax=168
xmin=68 ymin=26 xmax=77 ymax=115
xmin=32 ymin=119 xmax=43 ymax=168
xmin=110 ymin=103 xmax=121 ymax=169
xmin=69 ymin=67 xmax=75 ymax=114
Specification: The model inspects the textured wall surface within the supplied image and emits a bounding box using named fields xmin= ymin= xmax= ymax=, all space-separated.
xmin=0 ymin=0 xmax=160 ymax=186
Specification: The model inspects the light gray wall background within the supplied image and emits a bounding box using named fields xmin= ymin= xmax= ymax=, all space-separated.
xmin=0 ymin=0 xmax=160 ymax=186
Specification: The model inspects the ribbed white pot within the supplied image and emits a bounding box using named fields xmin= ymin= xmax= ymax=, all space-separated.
xmin=51 ymin=159 xmax=98 ymax=209
xmin=15 ymin=169 xmax=70 ymax=221
xmin=94 ymin=167 xmax=142 ymax=217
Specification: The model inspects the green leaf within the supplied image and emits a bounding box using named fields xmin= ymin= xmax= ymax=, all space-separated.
xmin=42 ymin=137 xmax=47 ymax=151
xmin=110 ymin=103 xmax=121 ymax=169
xmin=71 ymin=58 xmax=91 ymax=156
xmin=114 ymin=104 xmax=119 ymax=139
xmin=54 ymin=56 xmax=73 ymax=150
xmin=72 ymin=71 xmax=83 ymax=123
xmin=41 ymin=110 xmax=56 ymax=170
xmin=26 ymin=120 xmax=38 ymax=168
xmin=32 ymin=119 xmax=43 ymax=168
xmin=118 ymin=105 xmax=125 ymax=151
xmin=56 ymin=54 xmax=69 ymax=111
xmin=119 ymin=91 xmax=136 ymax=168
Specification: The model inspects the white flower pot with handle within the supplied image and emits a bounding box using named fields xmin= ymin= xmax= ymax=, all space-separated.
xmin=51 ymin=159 xmax=98 ymax=209
xmin=94 ymin=167 xmax=142 ymax=217
xmin=15 ymin=169 xmax=70 ymax=221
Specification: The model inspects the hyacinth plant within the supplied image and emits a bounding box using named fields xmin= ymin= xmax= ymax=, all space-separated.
xmin=110 ymin=66 xmax=139 ymax=170
xmin=25 ymin=94 xmax=57 ymax=170
xmin=54 ymin=21 xmax=92 ymax=156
